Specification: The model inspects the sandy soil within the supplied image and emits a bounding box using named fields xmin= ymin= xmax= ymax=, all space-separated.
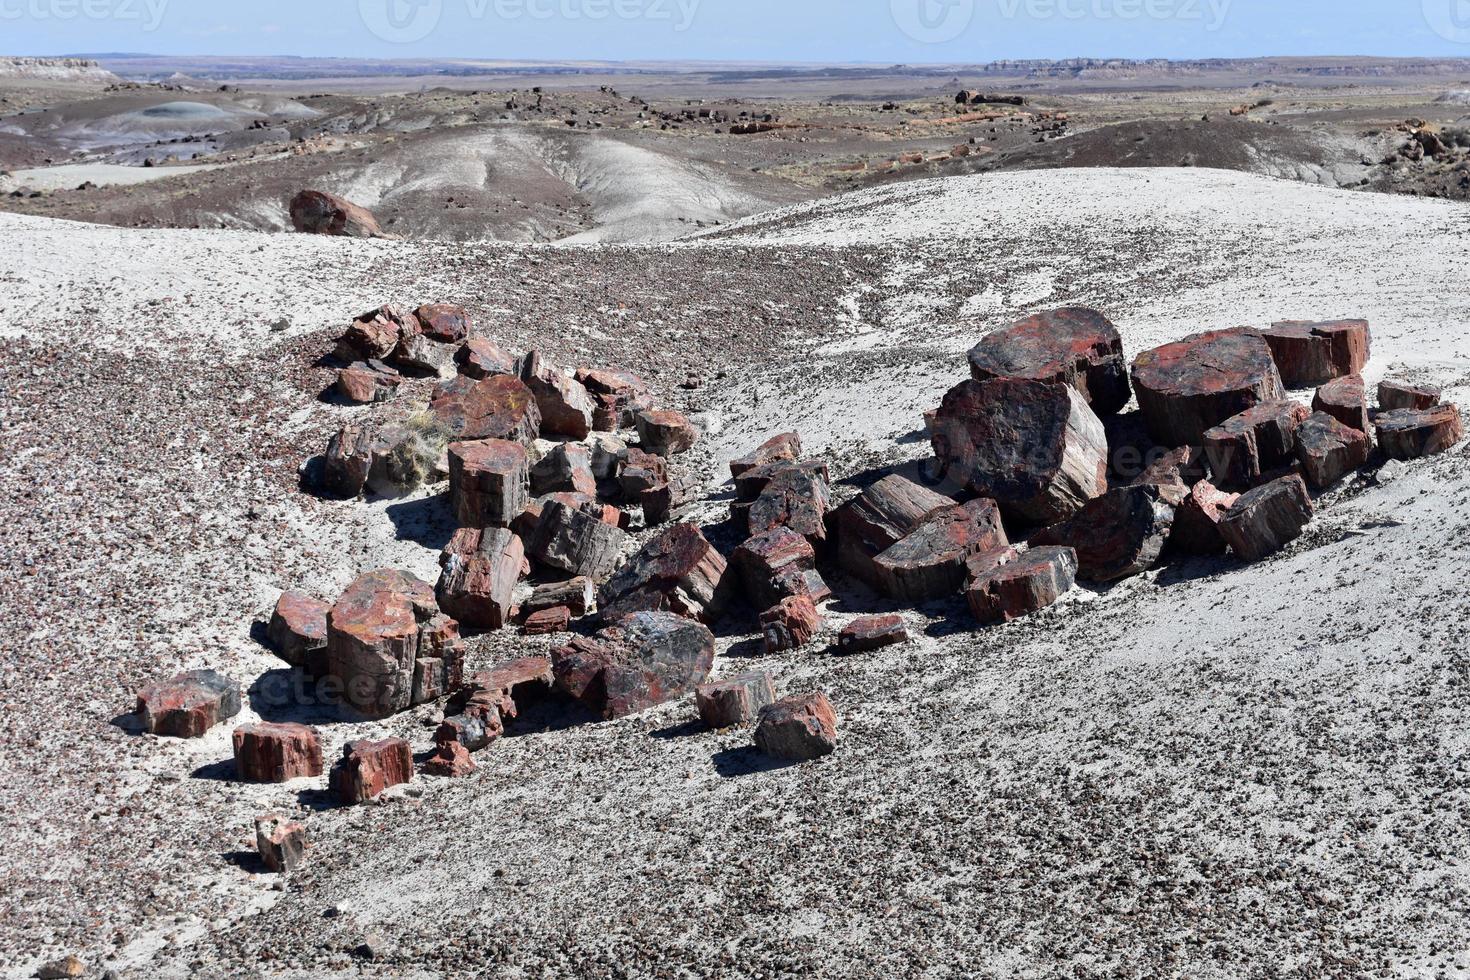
xmin=2 ymin=167 xmax=1469 ymax=979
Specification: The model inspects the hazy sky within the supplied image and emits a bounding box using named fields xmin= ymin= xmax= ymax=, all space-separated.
xmin=6 ymin=0 xmax=1470 ymax=62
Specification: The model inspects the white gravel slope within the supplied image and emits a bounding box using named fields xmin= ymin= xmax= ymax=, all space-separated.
xmin=2 ymin=168 xmax=1470 ymax=979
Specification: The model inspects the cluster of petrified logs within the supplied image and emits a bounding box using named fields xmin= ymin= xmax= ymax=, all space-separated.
xmin=132 ymin=303 xmax=1464 ymax=834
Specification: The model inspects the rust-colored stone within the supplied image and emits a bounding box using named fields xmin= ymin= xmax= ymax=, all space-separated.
xmin=448 ymin=439 xmax=529 ymax=529
xmin=268 ymin=591 xmax=329 ymax=672
xmin=531 ymin=443 xmax=597 ymax=498
xmin=754 ymin=692 xmax=838 ymax=761
xmin=1378 ymin=379 xmax=1441 ymax=412
xmin=871 ymin=498 xmax=1010 ymax=601
xmin=1375 ymin=405 xmax=1464 ymax=460
xmin=526 ymin=499 xmax=629 ymax=583
xmin=1262 ymin=319 xmax=1370 ymax=387
xmin=456 ymin=338 xmax=516 ymax=380
xmin=436 ymin=527 xmax=524 ymax=631
xmin=730 ymin=432 xmax=802 ymax=479
xmin=1313 ymin=375 xmax=1370 ymax=433
xmin=1202 ymin=400 xmax=1311 ymax=489
xmin=747 ymin=461 xmax=832 ymax=549
xmin=520 ymin=352 xmax=595 ymax=439
xmin=335 ymin=360 xmax=400 ymax=404
xmin=966 ymin=546 xmax=1076 ymax=625
xmin=1031 ymin=484 xmax=1175 ymax=582
xmin=1129 ymin=444 xmax=1207 ymax=505
xmin=576 ymin=367 xmax=654 ymax=431
xmin=232 ymin=723 xmax=323 ymax=783
xmin=968 ymin=306 xmax=1131 ymax=415
xmin=833 ymin=475 xmax=955 ymax=587
xmin=618 ymin=447 xmax=668 ymax=500
xmin=322 ymin=423 xmax=375 ymax=499
xmin=414 ymin=303 xmax=471 ymax=344
xmin=838 ymin=615 xmax=911 ymax=653
xmin=452 ymin=656 xmax=554 ymax=723
xmin=1296 ymin=412 xmax=1370 ymax=488
xmin=523 ymin=605 xmax=572 ymax=635
xmin=255 ymin=814 xmax=308 ymax=873
xmin=600 ymin=522 xmax=730 ymax=623
xmin=552 ymin=611 xmax=717 ymax=719
xmin=290 ymin=189 xmax=390 ymax=239
xmin=635 ymin=409 xmax=699 ymax=456
xmin=136 ymin=670 xmax=241 ymax=738
xmin=1219 ymin=475 xmax=1314 ymax=561
xmin=423 ymin=741 xmax=477 ymax=778
xmin=430 ymin=374 xmax=541 ymax=445
xmin=697 ymin=672 xmax=776 ymax=729
xmin=1168 ymin=479 xmax=1240 ymax=556
xmin=524 ymin=578 xmax=596 ymax=618
xmin=1131 ymin=328 xmax=1286 ymax=446
xmin=761 ymin=595 xmax=824 ymax=653
xmin=330 ymin=739 xmax=414 ymax=805
xmin=733 ymin=525 xmax=831 ymax=611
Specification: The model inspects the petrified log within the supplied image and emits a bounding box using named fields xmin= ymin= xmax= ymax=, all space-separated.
xmin=136 ymin=669 xmax=241 ymax=738
xmin=430 ymin=375 xmax=542 ymax=445
xmin=327 ymin=569 xmax=465 ymax=719
xmin=966 ymin=545 xmax=1076 ymax=625
xmin=1296 ymin=412 xmax=1370 ymax=489
xmin=587 ymin=432 xmax=629 ymax=480
xmin=449 ymin=439 xmax=529 ymax=529
xmin=232 ymin=722 xmax=323 ymax=783
xmin=641 ymin=474 xmax=698 ymax=527
xmin=322 ymin=423 xmax=375 ymax=499
xmin=526 ymin=499 xmax=629 ymax=583
xmin=268 ymin=591 xmax=329 ymax=672
xmin=636 ymin=409 xmax=700 ymax=456
xmin=760 ymin=596 xmax=824 ymax=653
xmin=513 ymin=492 xmax=629 ymax=541
xmin=1132 ymin=329 xmax=1286 ymax=446
xmin=1218 ymin=474 xmax=1314 ymax=561
xmin=1375 ymin=405 xmax=1464 ymax=460
xmin=871 ymin=498 xmax=1010 ymax=601
xmin=391 ymin=334 xmax=456 ymax=380
xmin=335 ymin=306 xmax=411 ymax=362
xmin=1031 ymin=484 xmax=1174 ymax=582
xmin=552 ymin=611 xmax=717 ymax=719
xmin=733 ymin=525 xmax=831 ymax=611
xmin=599 ymin=522 xmax=730 ymax=623
xmin=575 ymin=367 xmax=654 ymax=431
xmin=452 ymin=656 xmax=554 ymax=722
xmin=1168 ymin=479 xmax=1240 ymax=555
xmin=1312 ymin=374 xmax=1370 ymax=433
xmin=967 ymin=306 xmax=1131 ymax=415
xmin=255 ymin=814 xmax=308 ymax=873
xmin=457 ymin=338 xmax=517 ymax=380
xmin=730 ymin=432 xmax=802 ymax=479
xmin=1378 ymin=379 xmax=1441 ymax=412
xmin=330 ymin=739 xmax=413 ymax=805
xmin=697 ymin=672 xmax=776 ymax=729
xmin=1130 ymin=444 xmax=1206 ymax=505
xmin=336 ymin=360 xmax=401 ymax=404
xmin=435 ymin=697 xmax=504 ymax=752
xmin=519 ymin=352 xmax=595 ymax=439
xmin=436 ymin=527 xmax=525 ymax=631
xmin=524 ymin=577 xmax=596 ymax=618
xmin=735 ymin=459 xmax=830 ymax=502
xmin=530 ymin=443 xmax=596 ymax=498
xmin=754 ymin=692 xmax=837 ymax=761
xmin=1202 ymin=400 xmax=1311 ymax=489
xmin=932 ymin=378 xmax=1108 ymax=524
xmin=747 ymin=462 xmax=832 ymax=549
xmin=838 ymin=615 xmax=911 ymax=653
xmin=833 ymin=475 xmax=954 ymax=586
xmin=1262 ymin=319 xmax=1371 ymax=386
xmin=289 ymin=189 xmax=390 ymax=239
xmin=618 ymin=447 xmax=668 ymax=500
xmin=414 ymin=303 xmax=471 ymax=344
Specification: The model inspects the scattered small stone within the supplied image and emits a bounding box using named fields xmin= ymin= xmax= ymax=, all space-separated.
xmin=136 ymin=669 xmax=241 ymax=738
xmin=761 ymin=595 xmax=824 ymax=652
xmin=696 ymin=672 xmax=776 ymax=729
xmin=233 ymin=722 xmax=323 ymax=783
xmin=838 ymin=615 xmax=911 ymax=653
xmin=330 ymin=739 xmax=414 ymax=805
xmin=753 ymin=692 xmax=838 ymax=761
xmin=255 ymin=813 xmax=308 ymax=873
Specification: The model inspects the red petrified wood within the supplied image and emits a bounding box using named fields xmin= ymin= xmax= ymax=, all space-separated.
xmin=422 ymin=742 xmax=477 ymax=778
xmin=1262 ymin=319 xmax=1371 ymax=386
xmin=1168 ymin=480 xmax=1240 ymax=556
xmin=754 ymin=692 xmax=838 ymax=761
xmin=233 ymin=722 xmax=324 ymax=783
xmin=552 ymin=611 xmax=717 ymax=719
xmin=414 ymin=303 xmax=471 ymax=344
xmin=1131 ymin=328 xmax=1287 ymax=446
xmin=967 ymin=306 xmax=1132 ymax=415
xmin=599 ymin=522 xmax=730 ymax=623
xmin=456 ymin=338 xmax=516 ymax=380
xmin=733 ymin=525 xmax=831 ymax=611
xmin=697 ymin=672 xmax=777 ymax=729
xmin=522 ymin=606 xmax=572 ymax=635
xmin=635 ymin=409 xmax=700 ymax=456
xmin=1296 ymin=412 xmax=1370 ymax=489
xmin=136 ymin=669 xmax=241 ymax=738
xmin=1375 ymin=405 xmax=1463 ymax=460
xmin=1031 ymin=484 xmax=1175 ymax=582
xmin=1202 ymin=400 xmax=1311 ymax=489
xmin=838 ymin=615 xmax=911 ymax=653
xmin=255 ymin=814 xmax=308 ymax=873
xmin=834 ymin=475 xmax=955 ymax=587
xmin=330 ymin=739 xmax=414 ymax=805
xmin=871 ymin=498 xmax=1010 ymax=601
xmin=268 ymin=591 xmax=329 ymax=673
xmin=967 ymin=546 xmax=1077 ymax=625
xmin=430 ymin=375 xmax=542 ymax=445
xmin=449 ymin=439 xmax=529 ymax=529
xmin=1378 ymin=379 xmax=1441 ymax=412
xmin=730 ymin=432 xmax=803 ymax=479
xmin=289 ymin=189 xmax=391 ymax=239
xmin=520 ymin=352 xmax=595 ymax=439
xmin=1312 ymin=374 xmax=1370 ymax=433
xmin=576 ymin=367 xmax=654 ymax=431
xmin=760 ymin=595 xmax=825 ymax=653
xmin=436 ymin=527 xmax=525 ymax=630
xmin=1218 ymin=474 xmax=1315 ymax=562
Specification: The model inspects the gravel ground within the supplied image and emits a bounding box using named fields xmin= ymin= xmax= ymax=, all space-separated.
xmin=3 ymin=168 xmax=1470 ymax=979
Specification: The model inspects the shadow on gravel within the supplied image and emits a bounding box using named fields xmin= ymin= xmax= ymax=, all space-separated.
xmin=295 ymin=788 xmax=339 ymax=813
xmin=223 ymin=850 xmax=270 ymax=873
xmin=1155 ymin=555 xmax=1235 ymax=588
xmin=110 ymin=712 xmax=145 ymax=735
xmin=502 ymin=698 xmax=601 ymax=738
xmin=711 ymin=746 xmax=798 ymax=778
xmin=720 ymin=637 xmax=767 ymax=660
xmin=650 ymin=719 xmax=704 ymax=740
xmin=386 ymin=494 xmax=456 ymax=552
xmin=248 ymin=669 xmax=347 ymax=726
xmin=192 ymin=758 xmax=237 ymax=782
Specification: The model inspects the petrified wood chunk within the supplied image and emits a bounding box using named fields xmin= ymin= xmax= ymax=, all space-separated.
xmin=642 ymin=474 xmax=698 ymax=527
xmin=552 ymin=611 xmax=717 ymax=719
xmin=1312 ymin=374 xmax=1370 ymax=433
xmin=456 ymin=338 xmax=516 ymax=380
xmin=1202 ymin=400 xmax=1311 ymax=489
xmin=966 ymin=546 xmax=1077 ymax=625
xmin=871 ymin=498 xmax=1010 ymax=601
xmin=733 ymin=525 xmax=831 ymax=611
xmin=336 ymin=360 xmax=401 ymax=404
xmin=520 ymin=352 xmax=595 ymax=439
xmin=1218 ymin=475 xmax=1314 ymax=562
xmin=697 ymin=672 xmax=776 ymax=729
xmin=449 ymin=439 xmax=529 ymax=529
xmin=1168 ymin=479 xmax=1240 ymax=556
xmin=730 ymin=432 xmax=802 ymax=479
xmin=327 ymin=569 xmax=464 ymax=719
xmin=1030 ymin=484 xmax=1174 ymax=582
xmin=452 ymin=656 xmax=554 ymax=723
xmin=576 ymin=367 xmax=654 ymax=431
xmin=1130 ymin=444 xmax=1206 ymax=505
xmin=1375 ymin=405 xmax=1464 ymax=460
xmin=268 ymin=591 xmax=329 ymax=672
xmin=754 ymin=692 xmax=838 ymax=761
xmin=747 ymin=462 xmax=832 ymax=549
xmin=233 ymin=722 xmax=323 ymax=783
xmin=255 ymin=814 xmax=308 ymax=873
xmin=530 ymin=443 xmax=596 ymax=498
xmin=136 ymin=669 xmax=241 ymax=738
xmin=524 ymin=577 xmax=596 ymax=618
xmin=1296 ymin=412 xmax=1370 ymax=489
xmin=932 ymin=378 xmax=1107 ymax=524
xmin=422 ymin=741 xmax=477 ymax=778
xmin=290 ymin=189 xmax=390 ymax=239
xmin=618 ymin=447 xmax=668 ymax=500
xmin=838 ymin=615 xmax=911 ymax=653
xmin=526 ymin=499 xmax=629 ymax=583
xmin=599 ymin=522 xmax=730 ymax=623
xmin=436 ymin=527 xmax=525 ymax=630
xmin=636 ymin=409 xmax=700 ymax=456
xmin=967 ymin=306 xmax=1132 ymax=415
xmin=1378 ymin=379 xmax=1441 ymax=412
xmin=414 ymin=303 xmax=472 ymax=344
xmin=330 ymin=739 xmax=413 ymax=805
xmin=390 ymin=334 xmax=455 ymax=379
xmin=1132 ymin=329 xmax=1286 ymax=446
xmin=760 ymin=596 xmax=824 ymax=653
xmin=1262 ymin=319 xmax=1371 ymax=386
xmin=833 ymin=475 xmax=955 ymax=586
xmin=322 ymin=423 xmax=375 ymax=499
xmin=430 ymin=375 xmax=542 ymax=445
xmin=335 ymin=306 xmax=410 ymax=362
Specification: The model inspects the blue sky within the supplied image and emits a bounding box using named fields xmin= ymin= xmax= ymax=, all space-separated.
xmin=5 ymin=0 xmax=1470 ymax=62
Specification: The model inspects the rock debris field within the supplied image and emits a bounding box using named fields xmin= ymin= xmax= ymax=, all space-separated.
xmin=5 ymin=167 xmax=1470 ymax=978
